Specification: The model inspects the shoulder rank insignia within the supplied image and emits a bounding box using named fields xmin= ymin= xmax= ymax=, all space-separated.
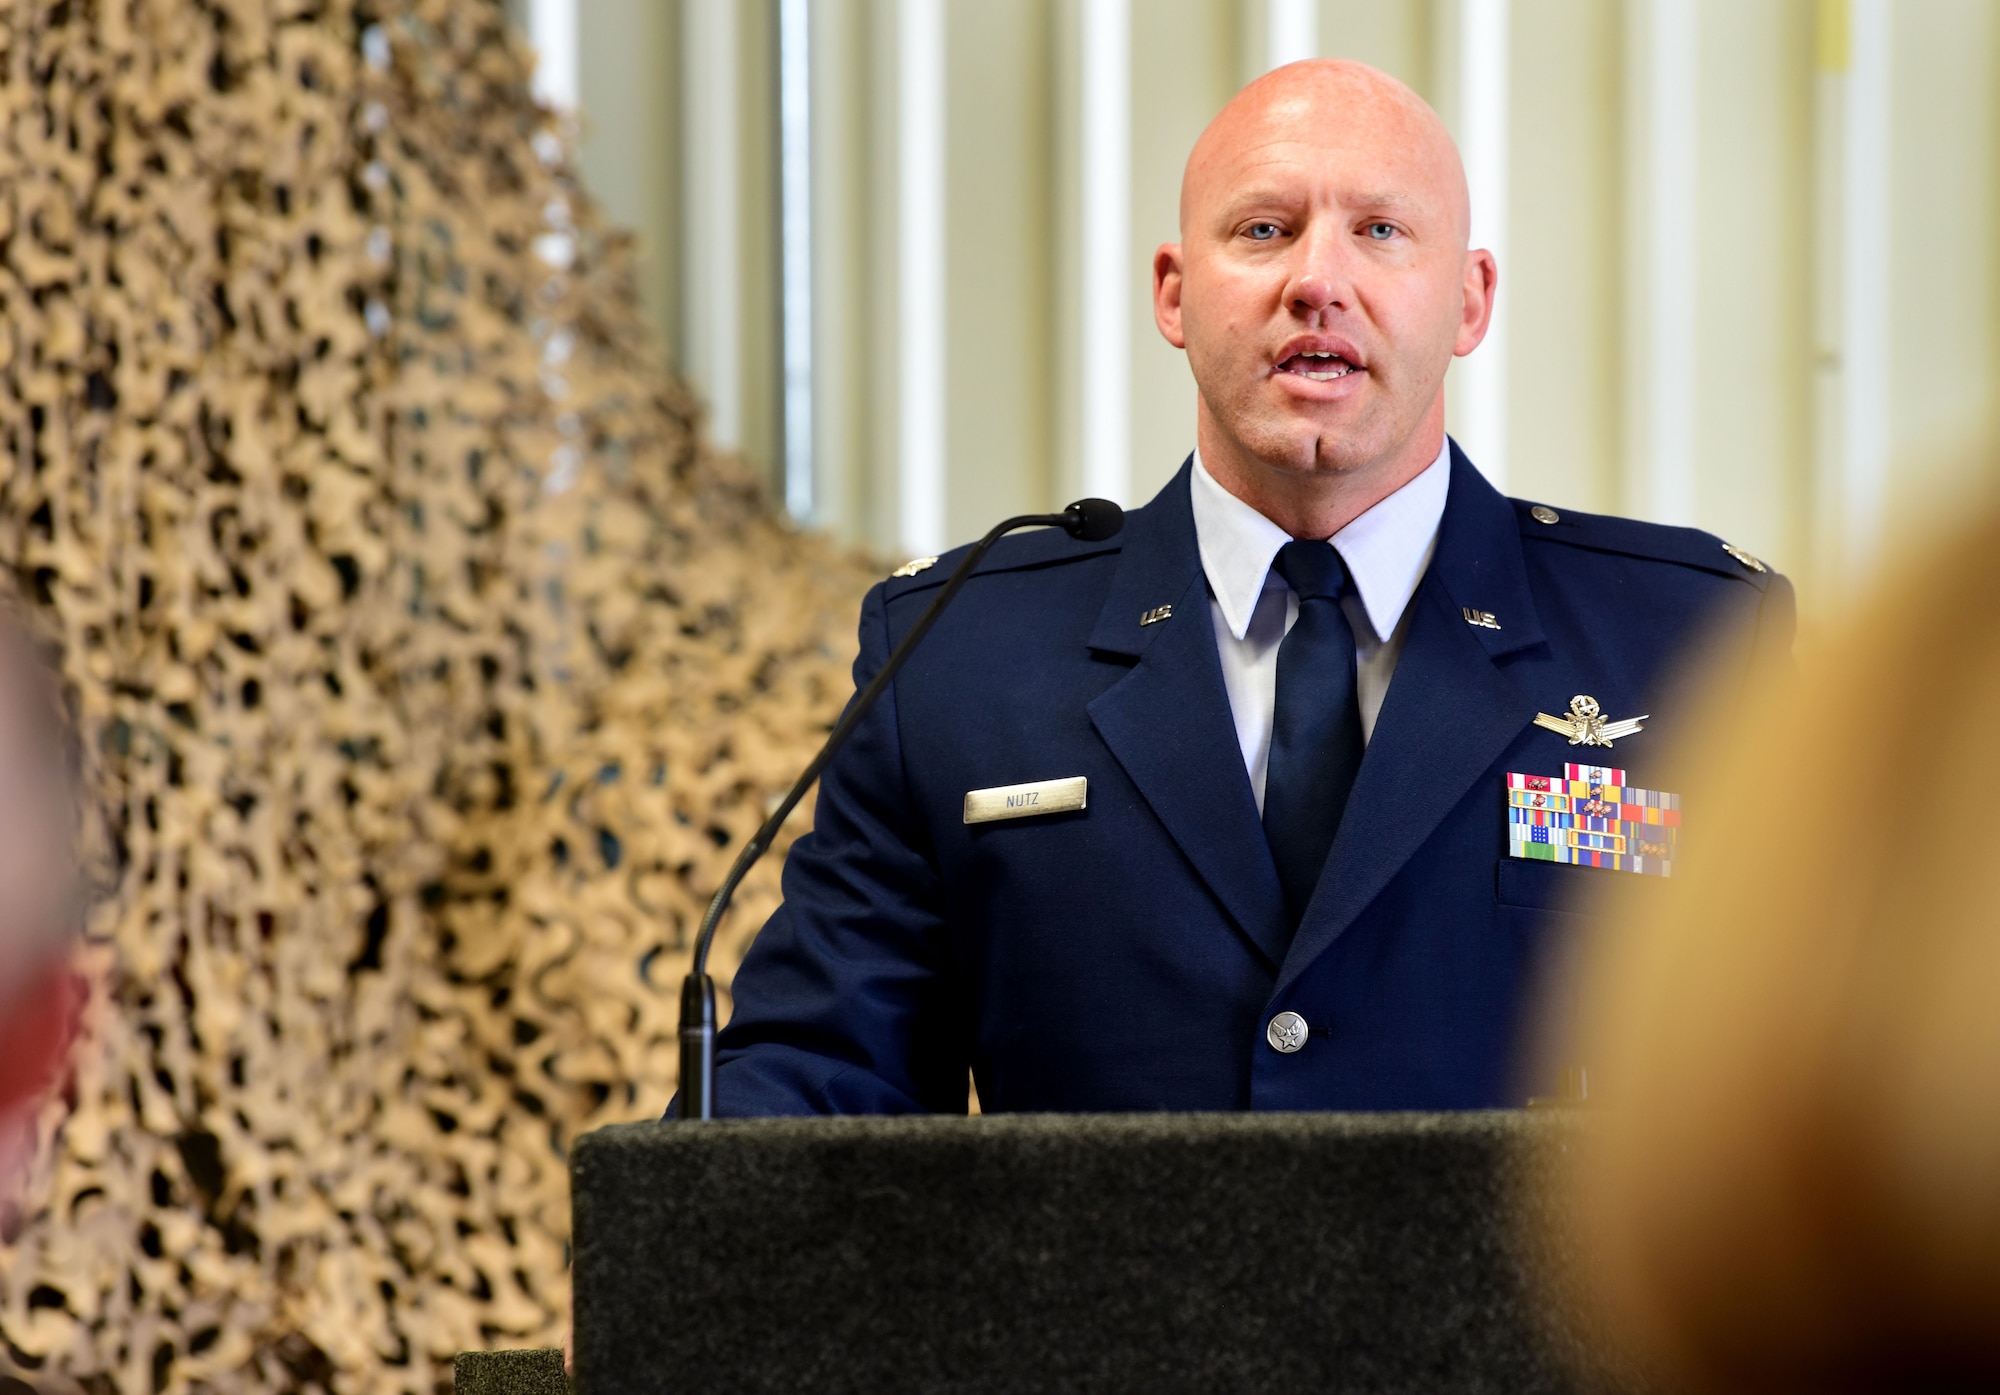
xmin=891 ymin=555 xmax=938 ymax=578
xmin=1533 ymin=694 xmax=1648 ymax=748
xmin=1720 ymin=541 xmax=1768 ymax=573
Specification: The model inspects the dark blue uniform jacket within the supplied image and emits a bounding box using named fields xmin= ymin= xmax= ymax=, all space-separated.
xmin=708 ymin=447 xmax=1794 ymax=1113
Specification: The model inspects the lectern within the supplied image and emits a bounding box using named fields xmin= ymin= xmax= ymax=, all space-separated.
xmin=458 ymin=1111 xmax=1603 ymax=1395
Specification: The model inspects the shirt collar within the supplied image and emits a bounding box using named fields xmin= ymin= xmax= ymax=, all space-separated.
xmin=1190 ymin=437 xmax=1452 ymax=643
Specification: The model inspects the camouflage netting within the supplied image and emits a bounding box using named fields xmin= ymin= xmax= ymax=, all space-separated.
xmin=0 ymin=1 xmax=875 ymax=1389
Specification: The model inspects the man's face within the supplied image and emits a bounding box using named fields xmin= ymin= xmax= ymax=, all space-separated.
xmin=1155 ymin=70 xmax=1493 ymax=482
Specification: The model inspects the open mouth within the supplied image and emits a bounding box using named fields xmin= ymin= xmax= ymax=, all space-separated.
xmin=1276 ymin=351 xmax=1360 ymax=382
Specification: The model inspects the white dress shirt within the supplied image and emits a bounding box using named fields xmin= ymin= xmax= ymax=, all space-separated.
xmin=1190 ymin=440 xmax=1451 ymax=812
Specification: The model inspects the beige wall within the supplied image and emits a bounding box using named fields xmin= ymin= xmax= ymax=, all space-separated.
xmin=1319 ymin=0 xmax=1436 ymax=90
xmin=574 ymin=0 xmax=681 ymax=357
xmin=1507 ymin=0 xmax=1620 ymax=514
xmin=1125 ymin=0 xmax=1242 ymax=504
xmin=1687 ymin=0 xmax=1814 ymax=565
xmin=1883 ymin=0 xmax=2000 ymax=547
xmin=805 ymin=0 xmax=893 ymax=545
xmin=942 ymin=1 xmax=1058 ymax=538
xmin=545 ymin=0 xmax=2000 ymax=616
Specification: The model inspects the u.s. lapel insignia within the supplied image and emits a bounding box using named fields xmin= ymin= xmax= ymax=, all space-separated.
xmin=891 ymin=555 xmax=938 ymax=578
xmin=1533 ymin=694 xmax=1648 ymax=748
xmin=1139 ymin=604 xmax=1173 ymax=626
xmin=1462 ymin=607 xmax=1501 ymax=630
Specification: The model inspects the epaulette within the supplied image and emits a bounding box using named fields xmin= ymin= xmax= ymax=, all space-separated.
xmin=880 ymin=524 xmax=1122 ymax=601
xmin=1509 ymin=498 xmax=1777 ymax=589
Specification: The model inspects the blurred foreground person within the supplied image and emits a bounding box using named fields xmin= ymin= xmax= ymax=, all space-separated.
xmin=1543 ymin=508 xmax=2000 ymax=1392
xmin=0 ymin=604 xmax=82 ymax=1198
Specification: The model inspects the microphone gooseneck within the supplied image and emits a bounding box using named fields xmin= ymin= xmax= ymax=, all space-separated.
xmin=676 ymin=499 xmax=1125 ymax=1119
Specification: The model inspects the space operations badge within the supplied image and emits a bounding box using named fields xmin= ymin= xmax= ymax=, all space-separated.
xmin=1506 ymin=763 xmax=1680 ymax=877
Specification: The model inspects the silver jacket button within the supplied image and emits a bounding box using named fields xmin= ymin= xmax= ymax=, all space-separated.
xmin=1266 ymin=1011 xmax=1309 ymax=1054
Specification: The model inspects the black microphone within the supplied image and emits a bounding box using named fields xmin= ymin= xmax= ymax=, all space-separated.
xmin=676 ymin=498 xmax=1126 ymax=1119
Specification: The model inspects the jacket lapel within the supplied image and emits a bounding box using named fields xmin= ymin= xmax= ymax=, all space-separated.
xmin=1277 ymin=446 xmax=1547 ymax=992
xmin=1087 ymin=463 xmax=1292 ymax=969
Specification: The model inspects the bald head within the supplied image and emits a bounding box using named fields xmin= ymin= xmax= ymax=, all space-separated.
xmin=1181 ymin=60 xmax=1470 ymax=247
xmin=1151 ymin=57 xmax=1495 ymax=538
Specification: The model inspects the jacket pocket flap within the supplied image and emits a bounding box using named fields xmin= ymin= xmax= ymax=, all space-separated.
xmin=1494 ymin=857 xmax=1625 ymax=914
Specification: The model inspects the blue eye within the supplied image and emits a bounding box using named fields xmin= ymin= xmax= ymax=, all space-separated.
xmin=1246 ymin=223 xmax=1281 ymax=241
xmin=1366 ymin=222 xmax=1397 ymax=241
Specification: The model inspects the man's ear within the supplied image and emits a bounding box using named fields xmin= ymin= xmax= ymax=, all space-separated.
xmin=1453 ymin=248 xmax=1498 ymax=357
xmin=1153 ymin=244 xmax=1187 ymax=349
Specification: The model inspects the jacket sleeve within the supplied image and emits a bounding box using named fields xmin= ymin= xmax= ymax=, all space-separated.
xmin=697 ymin=580 xmax=968 ymax=1115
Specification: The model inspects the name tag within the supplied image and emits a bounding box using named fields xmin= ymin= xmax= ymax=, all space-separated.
xmin=963 ymin=776 xmax=1088 ymax=825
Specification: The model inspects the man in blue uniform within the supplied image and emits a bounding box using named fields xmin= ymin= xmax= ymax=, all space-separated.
xmin=705 ymin=59 xmax=1792 ymax=1113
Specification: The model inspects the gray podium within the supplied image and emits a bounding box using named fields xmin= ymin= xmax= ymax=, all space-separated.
xmin=458 ymin=1111 xmax=1613 ymax=1395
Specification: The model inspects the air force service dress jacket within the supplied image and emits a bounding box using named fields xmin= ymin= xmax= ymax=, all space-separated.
xmin=708 ymin=445 xmax=1795 ymax=1113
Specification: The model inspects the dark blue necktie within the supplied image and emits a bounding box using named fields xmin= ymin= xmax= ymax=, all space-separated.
xmin=1263 ymin=539 xmax=1365 ymax=925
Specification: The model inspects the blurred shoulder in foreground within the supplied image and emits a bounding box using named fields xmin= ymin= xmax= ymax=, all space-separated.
xmin=1538 ymin=501 xmax=2000 ymax=1394
xmin=0 ymin=600 xmax=83 ymax=1199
